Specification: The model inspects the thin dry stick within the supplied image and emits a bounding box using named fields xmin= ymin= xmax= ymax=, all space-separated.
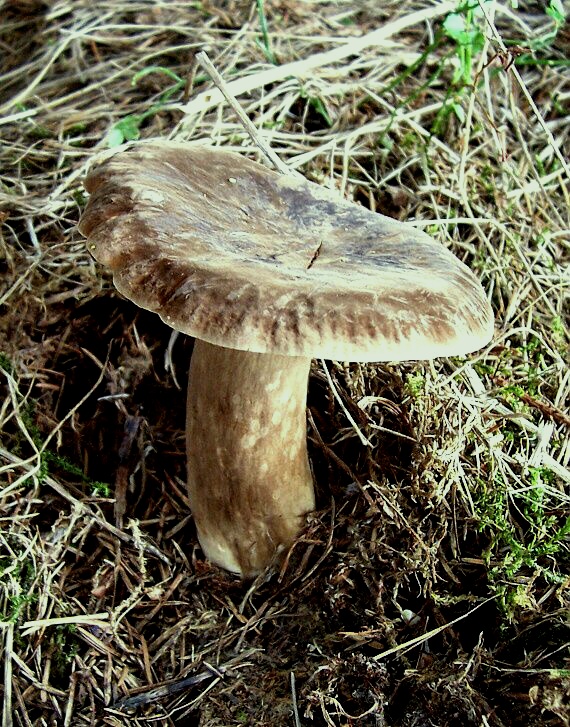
xmin=63 ymin=672 xmax=77 ymax=727
xmin=291 ymin=671 xmax=301 ymax=727
xmin=1 ymin=623 xmax=13 ymax=727
xmin=320 ymin=360 xmax=372 ymax=447
xmin=372 ymin=596 xmax=497 ymax=661
xmin=0 ymin=35 xmax=75 ymax=114
xmin=19 ymin=614 xmax=110 ymax=638
xmin=195 ymin=51 xmax=294 ymax=176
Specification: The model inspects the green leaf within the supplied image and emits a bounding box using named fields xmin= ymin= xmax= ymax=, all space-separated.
xmin=546 ymin=0 xmax=565 ymax=25
xmin=105 ymin=127 xmax=125 ymax=148
xmin=443 ymin=14 xmax=484 ymax=51
xmin=309 ymin=96 xmax=332 ymax=127
xmin=443 ymin=13 xmax=466 ymax=40
xmin=256 ymin=0 xmax=277 ymax=64
xmin=471 ymin=30 xmax=486 ymax=53
xmin=106 ymin=115 xmax=143 ymax=147
xmin=131 ymin=66 xmax=183 ymax=86
xmin=452 ymin=101 xmax=466 ymax=123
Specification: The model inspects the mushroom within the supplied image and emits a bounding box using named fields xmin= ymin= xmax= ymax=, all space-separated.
xmin=78 ymin=142 xmax=493 ymax=577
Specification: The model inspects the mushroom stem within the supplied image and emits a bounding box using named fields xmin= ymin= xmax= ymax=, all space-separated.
xmin=186 ymin=339 xmax=314 ymax=576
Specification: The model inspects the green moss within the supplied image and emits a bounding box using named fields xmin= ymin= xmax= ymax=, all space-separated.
xmin=551 ymin=316 xmax=567 ymax=350
xmin=44 ymin=451 xmax=111 ymax=495
xmin=405 ymin=373 xmax=426 ymax=398
xmin=0 ymin=352 xmax=14 ymax=374
xmin=50 ymin=625 xmax=80 ymax=681
xmin=474 ymin=470 xmax=570 ymax=618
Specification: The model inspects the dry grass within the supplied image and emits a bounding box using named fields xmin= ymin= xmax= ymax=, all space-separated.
xmin=0 ymin=1 xmax=569 ymax=725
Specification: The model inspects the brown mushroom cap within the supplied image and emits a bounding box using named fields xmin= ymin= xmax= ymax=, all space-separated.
xmin=79 ymin=142 xmax=493 ymax=362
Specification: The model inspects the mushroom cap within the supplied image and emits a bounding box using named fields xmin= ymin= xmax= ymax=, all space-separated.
xmin=79 ymin=142 xmax=493 ymax=362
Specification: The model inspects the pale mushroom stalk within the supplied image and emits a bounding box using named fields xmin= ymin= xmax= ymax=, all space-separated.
xmin=186 ymin=340 xmax=313 ymax=575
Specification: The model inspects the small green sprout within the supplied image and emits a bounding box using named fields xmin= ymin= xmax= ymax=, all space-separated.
xmin=405 ymin=373 xmax=426 ymax=398
xmin=442 ymin=5 xmax=486 ymax=85
xmin=256 ymin=0 xmax=276 ymax=64
xmin=0 ymin=352 xmax=14 ymax=374
xmin=106 ymin=66 xmax=188 ymax=147
xmin=299 ymin=86 xmax=333 ymax=127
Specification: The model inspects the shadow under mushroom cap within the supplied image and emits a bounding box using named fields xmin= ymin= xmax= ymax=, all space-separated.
xmin=79 ymin=142 xmax=494 ymax=362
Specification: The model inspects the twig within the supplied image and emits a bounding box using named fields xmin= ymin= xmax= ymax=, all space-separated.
xmin=291 ymin=671 xmax=301 ymax=727
xmin=19 ymin=613 xmax=109 ymax=638
xmin=114 ymin=670 xmax=219 ymax=709
xmin=2 ymin=624 xmax=13 ymax=727
xmin=114 ymin=652 xmax=255 ymax=709
xmin=492 ymin=376 xmax=570 ymax=428
xmin=195 ymin=51 xmax=294 ymax=176
xmin=372 ymin=596 xmax=497 ymax=661
xmin=319 ymin=360 xmax=372 ymax=447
